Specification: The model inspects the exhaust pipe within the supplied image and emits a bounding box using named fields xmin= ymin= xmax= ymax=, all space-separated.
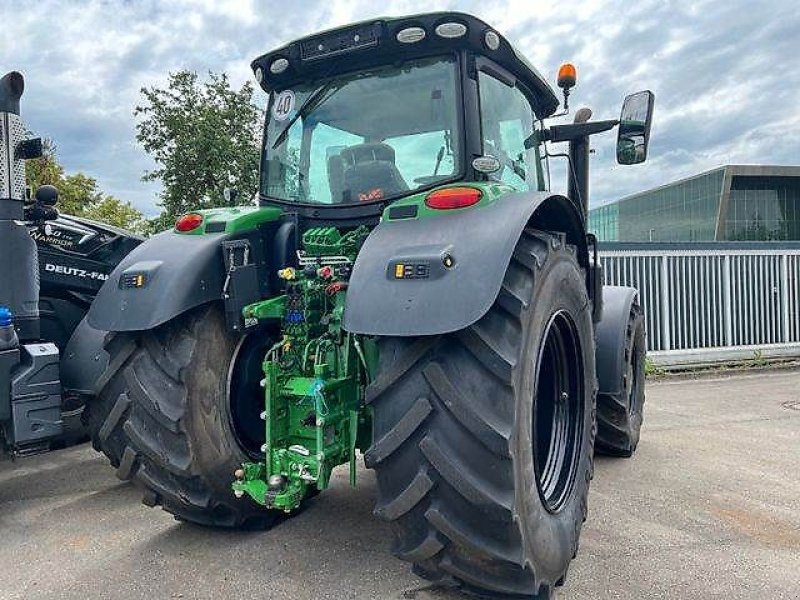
xmin=0 ymin=70 xmax=41 ymax=340
xmin=0 ymin=71 xmax=24 ymax=115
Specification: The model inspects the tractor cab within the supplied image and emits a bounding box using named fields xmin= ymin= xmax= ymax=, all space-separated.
xmin=252 ymin=12 xmax=562 ymax=220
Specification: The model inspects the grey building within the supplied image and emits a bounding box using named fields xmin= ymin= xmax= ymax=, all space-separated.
xmin=589 ymin=165 xmax=800 ymax=242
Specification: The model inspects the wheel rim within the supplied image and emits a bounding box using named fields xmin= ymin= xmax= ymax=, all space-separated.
xmin=628 ymin=335 xmax=643 ymax=416
xmin=533 ymin=310 xmax=584 ymax=513
xmin=226 ymin=332 xmax=273 ymax=459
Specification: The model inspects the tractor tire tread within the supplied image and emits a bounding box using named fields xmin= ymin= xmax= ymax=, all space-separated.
xmin=368 ymin=230 xmax=590 ymax=597
xmin=595 ymin=303 xmax=646 ymax=457
xmin=88 ymin=306 xmax=275 ymax=528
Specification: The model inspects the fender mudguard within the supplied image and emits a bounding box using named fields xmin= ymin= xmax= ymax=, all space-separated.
xmin=595 ymin=285 xmax=640 ymax=396
xmin=61 ymin=316 xmax=109 ymax=395
xmin=343 ymin=191 xmax=586 ymax=336
xmin=87 ymin=230 xmax=232 ymax=332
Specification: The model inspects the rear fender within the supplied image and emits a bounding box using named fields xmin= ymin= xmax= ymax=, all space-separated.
xmin=61 ymin=316 xmax=108 ymax=396
xmin=87 ymin=229 xmax=234 ymax=332
xmin=343 ymin=191 xmax=588 ymax=336
xmin=87 ymin=206 xmax=286 ymax=333
xmin=595 ymin=286 xmax=640 ymax=396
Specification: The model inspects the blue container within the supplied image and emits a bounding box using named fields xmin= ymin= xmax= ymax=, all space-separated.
xmin=0 ymin=306 xmax=19 ymax=351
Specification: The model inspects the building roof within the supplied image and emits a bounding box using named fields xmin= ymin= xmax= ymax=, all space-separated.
xmin=723 ymin=164 xmax=800 ymax=177
xmin=592 ymin=164 xmax=800 ymax=211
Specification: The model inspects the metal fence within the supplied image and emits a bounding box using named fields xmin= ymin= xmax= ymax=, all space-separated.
xmin=598 ymin=243 xmax=800 ymax=364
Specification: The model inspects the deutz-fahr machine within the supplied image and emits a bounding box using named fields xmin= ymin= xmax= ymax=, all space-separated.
xmin=0 ymin=72 xmax=141 ymax=455
xmin=85 ymin=12 xmax=652 ymax=598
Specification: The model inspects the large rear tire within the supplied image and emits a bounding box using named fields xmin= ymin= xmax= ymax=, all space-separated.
xmin=595 ymin=303 xmax=646 ymax=457
xmin=365 ymin=230 xmax=597 ymax=598
xmin=84 ymin=304 xmax=280 ymax=527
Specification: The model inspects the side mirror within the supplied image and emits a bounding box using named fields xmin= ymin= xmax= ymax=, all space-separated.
xmin=616 ymin=90 xmax=655 ymax=165
xmin=17 ymin=137 xmax=43 ymax=160
xmin=35 ymin=184 xmax=59 ymax=206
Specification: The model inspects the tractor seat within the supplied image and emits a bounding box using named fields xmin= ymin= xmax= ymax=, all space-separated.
xmin=339 ymin=143 xmax=408 ymax=202
xmin=327 ymin=154 xmax=346 ymax=203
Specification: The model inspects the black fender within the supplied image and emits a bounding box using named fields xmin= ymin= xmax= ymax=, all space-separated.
xmin=61 ymin=316 xmax=109 ymax=396
xmin=343 ymin=191 xmax=588 ymax=336
xmin=87 ymin=229 xmax=232 ymax=332
xmin=595 ymin=285 xmax=641 ymax=396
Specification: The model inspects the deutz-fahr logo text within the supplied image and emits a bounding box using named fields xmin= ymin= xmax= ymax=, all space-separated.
xmin=45 ymin=263 xmax=109 ymax=281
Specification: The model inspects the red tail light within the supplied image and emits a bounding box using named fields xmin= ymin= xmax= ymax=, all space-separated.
xmin=175 ymin=213 xmax=204 ymax=232
xmin=425 ymin=187 xmax=482 ymax=210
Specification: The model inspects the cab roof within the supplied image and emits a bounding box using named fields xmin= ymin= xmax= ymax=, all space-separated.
xmin=251 ymin=12 xmax=560 ymax=118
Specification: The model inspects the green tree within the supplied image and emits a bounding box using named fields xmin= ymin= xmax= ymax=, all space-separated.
xmin=25 ymin=140 xmax=146 ymax=232
xmin=134 ymin=71 xmax=262 ymax=228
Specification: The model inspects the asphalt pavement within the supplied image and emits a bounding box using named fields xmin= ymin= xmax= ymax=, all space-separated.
xmin=1 ymin=369 xmax=798 ymax=599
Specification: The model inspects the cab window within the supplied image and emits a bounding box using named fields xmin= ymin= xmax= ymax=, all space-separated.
xmin=478 ymin=70 xmax=547 ymax=191
xmin=262 ymin=56 xmax=462 ymax=205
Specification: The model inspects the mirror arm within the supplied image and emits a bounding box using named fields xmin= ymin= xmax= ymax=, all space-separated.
xmin=524 ymin=119 xmax=618 ymax=149
xmin=524 ymin=119 xmax=619 ymax=216
xmin=539 ymin=119 xmax=619 ymax=144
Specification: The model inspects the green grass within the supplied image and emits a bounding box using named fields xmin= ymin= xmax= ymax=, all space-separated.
xmin=644 ymin=356 xmax=665 ymax=377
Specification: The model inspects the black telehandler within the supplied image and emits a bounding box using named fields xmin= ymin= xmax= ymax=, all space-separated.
xmin=0 ymin=71 xmax=141 ymax=454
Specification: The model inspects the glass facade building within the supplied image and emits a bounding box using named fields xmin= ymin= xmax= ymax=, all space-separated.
xmin=589 ymin=166 xmax=800 ymax=242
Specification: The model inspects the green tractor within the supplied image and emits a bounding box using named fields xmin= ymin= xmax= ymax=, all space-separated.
xmin=81 ymin=12 xmax=652 ymax=598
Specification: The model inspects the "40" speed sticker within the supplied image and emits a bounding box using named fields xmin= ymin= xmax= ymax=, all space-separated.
xmin=272 ymin=90 xmax=295 ymax=121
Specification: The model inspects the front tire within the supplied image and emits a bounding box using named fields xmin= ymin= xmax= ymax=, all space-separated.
xmin=365 ymin=230 xmax=597 ymax=598
xmin=84 ymin=304 xmax=280 ymax=527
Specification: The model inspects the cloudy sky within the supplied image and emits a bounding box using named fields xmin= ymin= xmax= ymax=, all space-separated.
xmin=2 ymin=0 xmax=798 ymax=216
